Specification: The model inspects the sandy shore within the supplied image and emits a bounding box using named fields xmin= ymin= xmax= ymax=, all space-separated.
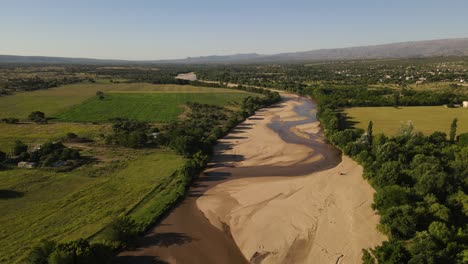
xmin=197 ymin=95 xmax=386 ymax=264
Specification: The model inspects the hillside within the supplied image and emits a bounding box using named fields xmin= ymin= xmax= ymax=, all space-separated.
xmin=1 ymin=38 xmax=468 ymax=64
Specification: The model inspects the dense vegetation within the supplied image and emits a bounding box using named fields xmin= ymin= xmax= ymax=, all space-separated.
xmin=311 ymin=87 xmax=468 ymax=264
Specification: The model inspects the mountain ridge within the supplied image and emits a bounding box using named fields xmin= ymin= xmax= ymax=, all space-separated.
xmin=1 ymin=38 xmax=468 ymax=64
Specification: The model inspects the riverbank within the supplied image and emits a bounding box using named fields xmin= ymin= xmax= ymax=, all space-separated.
xmin=118 ymin=93 xmax=385 ymax=263
xmin=197 ymin=94 xmax=385 ymax=263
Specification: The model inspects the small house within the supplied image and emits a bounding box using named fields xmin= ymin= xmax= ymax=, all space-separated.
xmin=17 ymin=161 xmax=37 ymax=169
xmin=463 ymin=101 xmax=468 ymax=108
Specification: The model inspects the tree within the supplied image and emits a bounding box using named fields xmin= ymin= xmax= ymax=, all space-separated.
xmin=397 ymin=121 xmax=414 ymax=139
xmin=362 ymin=249 xmax=376 ymax=264
xmin=12 ymin=140 xmax=28 ymax=155
xmin=372 ymin=185 xmax=412 ymax=212
xmin=0 ymin=150 xmax=6 ymax=162
xmin=393 ymin=92 xmax=400 ymax=107
xmin=450 ymin=118 xmax=458 ymax=143
xmin=96 ymin=91 xmax=104 ymax=100
xmin=367 ymin=121 xmax=374 ymax=146
xmin=27 ymin=240 xmax=56 ymax=264
xmin=28 ymin=111 xmax=47 ymax=124
xmin=373 ymin=240 xmax=411 ymax=264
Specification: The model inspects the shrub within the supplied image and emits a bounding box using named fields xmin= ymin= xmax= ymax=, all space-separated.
xmin=104 ymin=216 xmax=142 ymax=245
xmin=28 ymin=111 xmax=47 ymax=124
xmin=1 ymin=117 xmax=19 ymax=124
xmin=12 ymin=140 xmax=28 ymax=155
xmin=28 ymin=239 xmax=113 ymax=264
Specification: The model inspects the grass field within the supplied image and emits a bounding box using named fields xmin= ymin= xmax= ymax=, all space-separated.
xmin=346 ymin=106 xmax=468 ymax=135
xmin=0 ymin=123 xmax=109 ymax=152
xmin=0 ymin=150 xmax=184 ymax=263
xmin=0 ymin=83 xmax=116 ymax=119
xmin=0 ymin=83 xmax=252 ymax=120
xmin=56 ymin=92 xmax=253 ymax=122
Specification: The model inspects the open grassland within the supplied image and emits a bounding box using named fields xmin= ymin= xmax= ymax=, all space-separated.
xmin=0 ymin=82 xmax=251 ymax=120
xmin=0 ymin=123 xmax=109 ymax=152
xmin=0 ymin=83 xmax=116 ymax=119
xmin=346 ymin=106 xmax=468 ymax=135
xmin=56 ymin=92 xmax=253 ymax=123
xmin=0 ymin=150 xmax=184 ymax=263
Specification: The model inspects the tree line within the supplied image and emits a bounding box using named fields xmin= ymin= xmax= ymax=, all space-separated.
xmin=312 ymin=86 xmax=467 ymax=264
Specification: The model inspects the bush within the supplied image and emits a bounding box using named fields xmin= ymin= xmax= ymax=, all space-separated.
xmin=458 ymin=133 xmax=468 ymax=146
xmin=12 ymin=140 xmax=28 ymax=155
xmin=104 ymin=216 xmax=142 ymax=245
xmin=28 ymin=239 xmax=113 ymax=264
xmin=27 ymin=240 xmax=56 ymax=264
xmin=28 ymin=111 xmax=47 ymax=124
xmin=1 ymin=117 xmax=19 ymax=124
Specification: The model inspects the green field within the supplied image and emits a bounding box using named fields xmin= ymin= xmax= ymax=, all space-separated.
xmin=0 ymin=83 xmax=116 ymax=119
xmin=346 ymin=106 xmax=468 ymax=135
xmin=0 ymin=83 xmax=252 ymax=120
xmin=56 ymin=92 xmax=253 ymax=122
xmin=107 ymin=83 xmax=248 ymax=93
xmin=0 ymin=150 xmax=184 ymax=263
xmin=0 ymin=123 xmax=109 ymax=152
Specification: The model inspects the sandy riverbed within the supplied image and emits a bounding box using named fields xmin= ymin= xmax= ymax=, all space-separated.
xmin=117 ymin=93 xmax=385 ymax=264
xmin=197 ymin=94 xmax=386 ymax=264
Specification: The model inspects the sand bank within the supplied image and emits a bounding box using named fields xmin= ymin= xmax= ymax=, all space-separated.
xmin=197 ymin=95 xmax=385 ymax=264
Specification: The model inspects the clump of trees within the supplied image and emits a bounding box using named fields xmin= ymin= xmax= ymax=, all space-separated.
xmin=28 ymin=111 xmax=47 ymax=124
xmin=11 ymin=140 xmax=80 ymax=168
xmin=27 ymin=239 xmax=113 ymax=264
xmin=105 ymin=119 xmax=152 ymax=148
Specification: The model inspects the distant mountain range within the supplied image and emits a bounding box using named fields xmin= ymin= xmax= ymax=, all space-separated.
xmin=1 ymin=38 xmax=468 ymax=64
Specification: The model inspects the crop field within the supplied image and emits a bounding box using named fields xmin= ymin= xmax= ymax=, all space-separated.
xmin=0 ymin=83 xmax=252 ymax=120
xmin=108 ymin=83 xmax=248 ymax=93
xmin=0 ymin=150 xmax=184 ymax=263
xmin=346 ymin=106 xmax=468 ymax=135
xmin=56 ymin=92 xmax=254 ymax=123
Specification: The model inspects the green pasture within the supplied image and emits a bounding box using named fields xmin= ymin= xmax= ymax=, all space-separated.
xmin=56 ymin=92 xmax=253 ymax=123
xmin=346 ymin=106 xmax=468 ymax=135
xmin=0 ymin=151 xmax=184 ymax=263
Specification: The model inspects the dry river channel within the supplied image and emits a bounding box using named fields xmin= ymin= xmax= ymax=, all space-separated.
xmin=117 ymin=92 xmax=384 ymax=264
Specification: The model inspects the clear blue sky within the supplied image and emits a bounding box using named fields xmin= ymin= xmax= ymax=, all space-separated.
xmin=1 ymin=0 xmax=467 ymax=60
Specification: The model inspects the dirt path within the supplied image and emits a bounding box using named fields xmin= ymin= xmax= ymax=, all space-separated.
xmin=117 ymin=93 xmax=384 ymax=264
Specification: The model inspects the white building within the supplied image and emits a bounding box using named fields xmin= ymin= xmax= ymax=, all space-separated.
xmin=463 ymin=101 xmax=468 ymax=108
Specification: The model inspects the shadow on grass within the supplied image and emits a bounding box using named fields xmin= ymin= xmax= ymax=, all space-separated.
xmin=0 ymin=189 xmax=24 ymax=199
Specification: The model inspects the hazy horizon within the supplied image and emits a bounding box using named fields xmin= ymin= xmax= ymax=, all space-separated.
xmin=1 ymin=0 xmax=468 ymax=60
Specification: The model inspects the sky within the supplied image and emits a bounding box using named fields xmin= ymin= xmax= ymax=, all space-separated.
xmin=1 ymin=0 xmax=467 ymax=60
